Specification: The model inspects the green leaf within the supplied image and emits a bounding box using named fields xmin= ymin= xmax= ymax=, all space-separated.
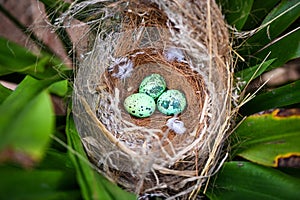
xmin=207 ymin=161 xmax=300 ymax=200
xmin=0 ymin=76 xmax=60 ymax=131
xmin=217 ymin=0 xmax=254 ymax=30
xmin=0 ymin=37 xmax=38 ymax=75
xmin=233 ymin=109 xmax=300 ymax=167
xmin=0 ymin=90 xmax=54 ymax=163
xmin=242 ymin=0 xmax=281 ymax=30
xmin=239 ymin=0 xmax=300 ymax=58
xmin=0 ymin=76 xmax=60 ymax=164
xmin=236 ymin=58 xmax=275 ymax=84
xmin=38 ymin=0 xmax=70 ymax=13
xmin=253 ymin=27 xmax=300 ymax=70
xmin=0 ymin=83 xmax=12 ymax=103
xmin=38 ymin=149 xmax=74 ymax=171
xmin=49 ymin=80 xmax=68 ymax=97
xmin=66 ymin=107 xmax=136 ymax=200
xmin=0 ymin=37 xmax=68 ymax=79
xmin=261 ymin=0 xmax=300 ymax=29
xmin=0 ymin=166 xmax=81 ymax=200
xmin=242 ymin=80 xmax=300 ymax=114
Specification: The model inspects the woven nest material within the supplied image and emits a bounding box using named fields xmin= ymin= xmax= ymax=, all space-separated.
xmin=72 ymin=0 xmax=232 ymax=199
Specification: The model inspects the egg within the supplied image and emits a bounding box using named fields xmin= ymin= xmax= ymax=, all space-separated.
xmin=157 ymin=90 xmax=187 ymax=115
xmin=124 ymin=93 xmax=156 ymax=118
xmin=139 ymin=74 xmax=166 ymax=99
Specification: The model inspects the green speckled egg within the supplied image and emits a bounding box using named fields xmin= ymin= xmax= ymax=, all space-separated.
xmin=139 ymin=74 xmax=166 ymax=99
xmin=157 ymin=90 xmax=187 ymax=115
xmin=124 ymin=93 xmax=156 ymax=118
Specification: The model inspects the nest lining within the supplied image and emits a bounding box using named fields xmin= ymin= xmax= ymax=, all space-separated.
xmin=101 ymin=48 xmax=206 ymax=152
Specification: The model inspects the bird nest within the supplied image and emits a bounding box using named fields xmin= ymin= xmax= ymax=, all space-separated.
xmin=72 ymin=0 xmax=232 ymax=199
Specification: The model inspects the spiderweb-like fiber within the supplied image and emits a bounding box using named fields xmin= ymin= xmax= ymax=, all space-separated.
xmin=72 ymin=0 xmax=232 ymax=199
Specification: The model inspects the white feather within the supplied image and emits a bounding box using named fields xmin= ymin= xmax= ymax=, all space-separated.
xmin=108 ymin=57 xmax=133 ymax=79
xmin=164 ymin=47 xmax=186 ymax=62
xmin=166 ymin=117 xmax=186 ymax=134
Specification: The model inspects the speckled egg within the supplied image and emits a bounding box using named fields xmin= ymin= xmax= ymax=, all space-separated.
xmin=124 ymin=93 xmax=156 ymax=118
xmin=157 ymin=90 xmax=187 ymax=115
xmin=139 ymin=74 xmax=166 ymax=99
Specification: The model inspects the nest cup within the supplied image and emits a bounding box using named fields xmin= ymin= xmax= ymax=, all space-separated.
xmin=73 ymin=0 xmax=231 ymax=199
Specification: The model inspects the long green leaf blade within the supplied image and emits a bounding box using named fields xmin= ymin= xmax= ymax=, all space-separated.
xmin=239 ymin=0 xmax=300 ymax=58
xmin=0 ymin=167 xmax=80 ymax=200
xmin=48 ymin=80 xmax=68 ymax=97
xmin=0 ymin=83 xmax=12 ymax=103
xmin=207 ymin=161 xmax=300 ymax=200
xmin=0 ymin=90 xmax=54 ymax=163
xmin=0 ymin=76 xmax=59 ymax=134
xmin=0 ymin=76 xmax=62 ymax=165
xmin=66 ymin=108 xmax=136 ymax=200
xmin=0 ymin=37 xmax=38 ymax=75
xmin=253 ymin=27 xmax=300 ymax=70
xmin=242 ymin=80 xmax=300 ymax=114
xmin=233 ymin=109 xmax=300 ymax=167
xmin=38 ymin=0 xmax=70 ymax=12
xmin=217 ymin=0 xmax=254 ymax=30
xmin=242 ymin=0 xmax=281 ymax=30
xmin=0 ymin=37 xmax=69 ymax=79
xmin=236 ymin=58 xmax=275 ymax=84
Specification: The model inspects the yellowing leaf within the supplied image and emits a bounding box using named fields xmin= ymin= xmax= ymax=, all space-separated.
xmin=234 ymin=109 xmax=300 ymax=167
